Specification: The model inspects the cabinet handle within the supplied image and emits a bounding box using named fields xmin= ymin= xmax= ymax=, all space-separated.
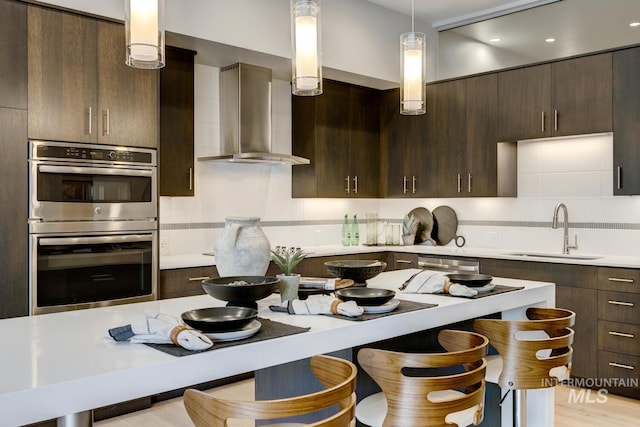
xmin=608 ymin=362 xmax=635 ymax=371
xmin=103 ymin=109 xmax=111 ymax=136
xmin=608 ymin=277 xmax=634 ymax=283
xmin=353 ymin=176 xmax=358 ymax=194
xmin=608 ymin=300 xmax=634 ymax=307
xmin=541 ymin=111 xmax=545 ymax=133
xmin=617 ymin=166 xmax=622 ymax=190
xmin=608 ymin=331 xmax=635 ymax=339
xmin=344 ymin=176 xmax=350 ymax=194
xmin=467 ymin=173 xmax=472 ymax=193
xmin=457 ymin=174 xmax=462 ymax=193
xmin=188 ymin=276 xmax=211 ymax=282
xmin=403 ymin=176 xmax=408 ymax=194
xmin=554 ymin=109 xmax=558 ymax=131
xmin=188 ymin=168 xmax=193 ymax=191
xmin=412 ymin=176 xmax=417 ymax=194
xmin=87 ymin=107 xmax=93 ymax=135
xmin=395 ymin=259 xmax=413 ymax=264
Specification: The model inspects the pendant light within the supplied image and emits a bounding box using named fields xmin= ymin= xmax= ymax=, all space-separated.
xmin=125 ymin=0 xmax=165 ymax=69
xmin=400 ymin=0 xmax=426 ymax=115
xmin=290 ymin=0 xmax=322 ymax=96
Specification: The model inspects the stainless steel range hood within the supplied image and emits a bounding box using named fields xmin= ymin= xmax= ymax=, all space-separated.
xmin=198 ymin=63 xmax=310 ymax=165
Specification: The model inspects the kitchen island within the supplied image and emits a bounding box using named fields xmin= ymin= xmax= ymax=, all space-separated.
xmin=0 ymin=269 xmax=555 ymax=427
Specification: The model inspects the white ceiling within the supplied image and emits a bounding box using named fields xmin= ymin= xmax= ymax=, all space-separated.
xmin=364 ymin=0 xmax=558 ymax=29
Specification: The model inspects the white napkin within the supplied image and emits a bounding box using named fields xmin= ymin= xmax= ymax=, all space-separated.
xmin=400 ymin=270 xmax=478 ymax=297
xmin=108 ymin=311 xmax=213 ymax=351
xmin=289 ymin=296 xmax=364 ymax=317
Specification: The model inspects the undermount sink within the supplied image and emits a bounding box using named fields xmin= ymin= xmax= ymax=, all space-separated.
xmin=504 ymin=252 xmax=602 ymax=261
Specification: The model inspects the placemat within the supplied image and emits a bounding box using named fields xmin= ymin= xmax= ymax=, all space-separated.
xmin=145 ymin=318 xmax=310 ymax=357
xmin=331 ymin=299 xmax=437 ymax=322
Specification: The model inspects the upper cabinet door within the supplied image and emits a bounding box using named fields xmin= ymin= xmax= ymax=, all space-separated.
xmin=497 ymin=63 xmax=551 ymax=142
xmin=28 ymin=6 xmax=98 ymax=142
xmin=0 ymin=0 xmax=27 ymax=110
xmin=349 ymin=85 xmax=380 ymax=198
xmin=613 ymin=47 xmax=640 ymax=196
xmin=552 ymin=53 xmax=612 ymax=137
xmin=97 ymin=21 xmax=158 ymax=148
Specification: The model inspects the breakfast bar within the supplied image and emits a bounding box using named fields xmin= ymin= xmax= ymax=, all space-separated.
xmin=0 ymin=269 xmax=555 ymax=427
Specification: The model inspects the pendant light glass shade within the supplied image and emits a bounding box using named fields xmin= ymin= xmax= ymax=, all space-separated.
xmin=290 ymin=0 xmax=322 ymax=96
xmin=125 ymin=0 xmax=165 ymax=69
xmin=400 ymin=31 xmax=426 ymax=115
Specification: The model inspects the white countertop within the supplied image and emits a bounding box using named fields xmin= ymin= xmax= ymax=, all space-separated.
xmin=0 ymin=269 xmax=554 ymax=426
xmin=161 ymin=244 xmax=640 ymax=270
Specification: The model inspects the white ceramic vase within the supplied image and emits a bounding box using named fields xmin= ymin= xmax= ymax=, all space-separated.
xmin=214 ymin=217 xmax=270 ymax=276
xmin=277 ymin=273 xmax=300 ymax=303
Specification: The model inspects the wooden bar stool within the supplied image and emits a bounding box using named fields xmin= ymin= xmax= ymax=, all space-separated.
xmin=473 ymin=307 xmax=575 ymax=427
xmin=183 ymin=354 xmax=357 ymax=427
xmin=356 ymin=329 xmax=489 ymax=427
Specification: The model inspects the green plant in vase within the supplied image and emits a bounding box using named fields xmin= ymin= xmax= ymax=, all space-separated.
xmin=270 ymin=249 xmax=306 ymax=303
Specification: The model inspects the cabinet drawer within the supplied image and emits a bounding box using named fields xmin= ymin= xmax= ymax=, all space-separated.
xmin=598 ymin=290 xmax=640 ymax=324
xmin=598 ymin=267 xmax=640 ymax=293
xmin=390 ymin=253 xmax=418 ymax=270
xmin=598 ymin=350 xmax=639 ymax=381
xmin=598 ymin=320 xmax=640 ymax=356
xmin=159 ymin=266 xmax=218 ymax=299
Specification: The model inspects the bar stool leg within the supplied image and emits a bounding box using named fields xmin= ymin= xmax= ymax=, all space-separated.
xmin=514 ymin=389 xmax=527 ymax=427
xmin=57 ymin=410 xmax=93 ymax=427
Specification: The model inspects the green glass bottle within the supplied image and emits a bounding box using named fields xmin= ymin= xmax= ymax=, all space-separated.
xmin=351 ymin=214 xmax=359 ymax=246
xmin=342 ymin=214 xmax=350 ymax=246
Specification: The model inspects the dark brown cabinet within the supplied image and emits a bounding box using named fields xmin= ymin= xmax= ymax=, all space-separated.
xmin=28 ymin=6 xmax=158 ymax=148
xmin=0 ymin=108 xmax=28 ymax=318
xmin=596 ymin=267 xmax=639 ymax=399
xmin=292 ymin=80 xmax=380 ymax=198
xmin=613 ymin=47 xmax=640 ymax=195
xmin=480 ymin=258 xmax=599 ymax=380
xmin=160 ymin=47 xmax=196 ymax=196
xmin=498 ymin=53 xmax=612 ymax=141
xmin=0 ymin=0 xmax=27 ymax=110
xmin=436 ymin=75 xmax=514 ymax=197
xmin=159 ymin=266 xmax=218 ymax=300
xmin=380 ymin=86 xmax=437 ymax=198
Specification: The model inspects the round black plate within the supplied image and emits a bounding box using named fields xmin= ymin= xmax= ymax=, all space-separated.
xmin=181 ymin=307 xmax=258 ymax=333
xmin=335 ymin=288 xmax=396 ymax=306
xmin=446 ymin=273 xmax=493 ymax=287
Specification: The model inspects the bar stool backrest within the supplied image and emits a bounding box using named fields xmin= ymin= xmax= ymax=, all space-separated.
xmin=184 ymin=354 xmax=357 ymax=427
xmin=358 ymin=329 xmax=489 ymax=427
xmin=473 ymin=307 xmax=575 ymax=390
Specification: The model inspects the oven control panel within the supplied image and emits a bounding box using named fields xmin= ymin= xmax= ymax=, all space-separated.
xmin=29 ymin=140 xmax=156 ymax=166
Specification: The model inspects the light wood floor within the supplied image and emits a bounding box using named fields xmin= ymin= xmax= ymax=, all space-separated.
xmin=95 ymin=380 xmax=640 ymax=427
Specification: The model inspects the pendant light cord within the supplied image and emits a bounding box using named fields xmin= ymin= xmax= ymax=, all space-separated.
xmin=411 ymin=0 xmax=415 ymax=33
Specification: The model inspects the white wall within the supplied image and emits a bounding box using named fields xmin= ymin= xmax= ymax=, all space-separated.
xmin=160 ymin=64 xmax=640 ymax=257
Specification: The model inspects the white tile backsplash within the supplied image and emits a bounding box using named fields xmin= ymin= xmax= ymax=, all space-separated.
xmin=160 ymin=65 xmax=639 ymax=257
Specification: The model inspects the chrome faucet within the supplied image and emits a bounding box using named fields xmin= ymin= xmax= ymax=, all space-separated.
xmin=552 ymin=203 xmax=578 ymax=254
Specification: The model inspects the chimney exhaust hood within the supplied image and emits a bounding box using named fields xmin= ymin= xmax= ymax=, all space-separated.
xmin=198 ymin=63 xmax=310 ymax=165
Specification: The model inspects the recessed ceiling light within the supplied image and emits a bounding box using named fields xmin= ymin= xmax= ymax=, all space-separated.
xmin=630 ymin=22 xmax=640 ymax=27
xmin=490 ymin=37 xmax=501 ymax=43
xmin=545 ymin=38 xmax=556 ymax=43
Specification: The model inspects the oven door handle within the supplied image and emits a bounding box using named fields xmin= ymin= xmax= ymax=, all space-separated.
xmin=39 ymin=235 xmax=153 ymax=246
xmin=38 ymin=165 xmax=153 ymax=177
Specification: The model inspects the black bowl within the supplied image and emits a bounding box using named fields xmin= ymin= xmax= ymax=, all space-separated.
xmin=446 ymin=273 xmax=493 ymax=287
xmin=324 ymin=260 xmax=387 ymax=283
xmin=335 ymin=288 xmax=395 ymax=306
xmin=181 ymin=307 xmax=258 ymax=333
xmin=201 ymin=276 xmax=279 ymax=306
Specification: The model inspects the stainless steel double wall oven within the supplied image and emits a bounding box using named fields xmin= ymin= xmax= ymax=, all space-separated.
xmin=29 ymin=140 xmax=158 ymax=314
